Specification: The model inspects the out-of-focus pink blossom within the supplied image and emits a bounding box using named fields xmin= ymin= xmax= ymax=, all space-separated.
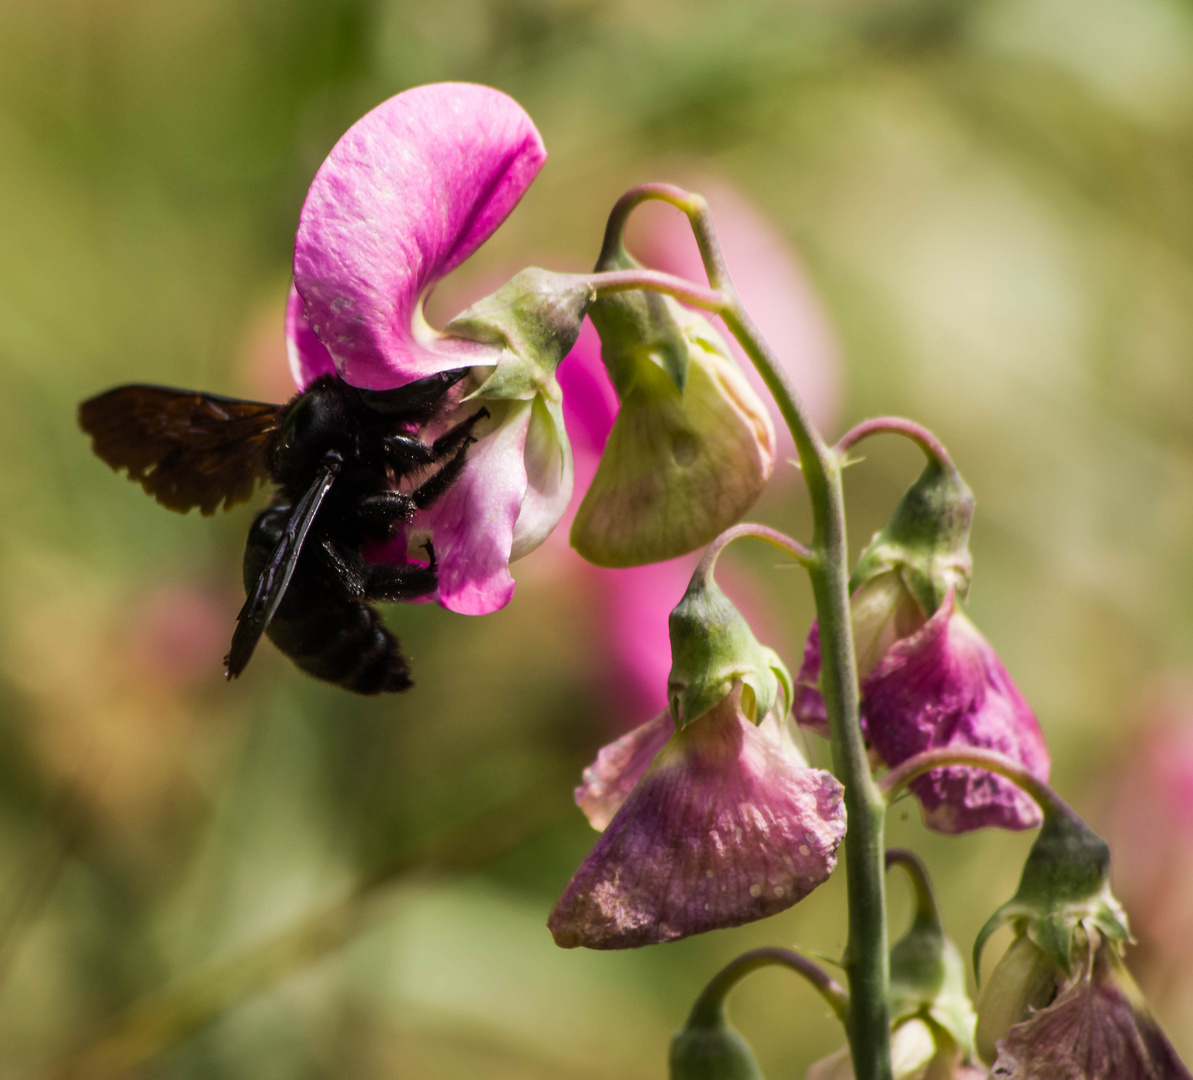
xmin=125 ymin=582 xmax=230 ymax=688
xmin=1107 ymin=682 xmax=1193 ymax=1022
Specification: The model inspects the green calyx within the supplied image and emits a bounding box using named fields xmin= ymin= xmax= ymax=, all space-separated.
xmin=445 ymin=267 xmax=594 ymax=402
xmin=669 ymin=1010 xmax=766 ymax=1080
xmin=973 ymin=803 xmax=1130 ymax=983
xmin=850 ymin=456 xmax=974 ymax=617
xmin=667 ymin=562 xmax=791 ymax=730
xmin=589 ymin=240 xmax=689 ymax=395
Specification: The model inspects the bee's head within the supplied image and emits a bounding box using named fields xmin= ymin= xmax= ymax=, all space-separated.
xmin=275 ymin=377 xmax=355 ymax=475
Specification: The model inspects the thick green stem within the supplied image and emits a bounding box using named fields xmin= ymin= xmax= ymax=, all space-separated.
xmin=596 ymin=184 xmax=894 ymax=1080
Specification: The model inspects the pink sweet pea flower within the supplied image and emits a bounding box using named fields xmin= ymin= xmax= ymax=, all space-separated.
xmin=285 ymin=83 xmax=570 ymax=615
xmin=795 ymin=585 xmax=1049 ymax=833
xmin=548 ymin=683 xmax=845 ymax=949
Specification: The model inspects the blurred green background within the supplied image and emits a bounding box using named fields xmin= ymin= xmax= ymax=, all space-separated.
xmin=3 ymin=0 xmax=1193 ymax=1075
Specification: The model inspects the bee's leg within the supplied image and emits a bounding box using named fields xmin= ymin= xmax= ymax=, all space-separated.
xmin=428 ymin=406 xmax=489 ymax=457
xmin=357 ymin=490 xmax=418 ymax=528
xmin=382 ymin=406 xmax=489 ymax=472
xmin=408 ymin=431 xmax=480 ymax=512
xmin=359 ymin=559 xmax=438 ymax=602
xmin=382 ymin=433 xmax=437 ymax=470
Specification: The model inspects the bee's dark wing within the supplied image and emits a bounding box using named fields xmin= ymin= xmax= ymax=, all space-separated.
xmin=224 ymin=459 xmax=340 ymax=680
xmin=78 ymin=384 xmax=284 ymax=515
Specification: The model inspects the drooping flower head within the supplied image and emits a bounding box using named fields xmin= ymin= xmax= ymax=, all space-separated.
xmin=287 ymin=83 xmax=584 ymax=614
xmin=549 ymin=554 xmax=845 ymax=949
xmin=794 ymin=441 xmax=1049 ymax=833
xmin=973 ymin=800 xmax=1189 ymax=1076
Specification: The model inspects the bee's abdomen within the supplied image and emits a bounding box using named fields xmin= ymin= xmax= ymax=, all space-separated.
xmin=265 ymin=599 xmax=412 ymax=695
xmin=242 ymin=505 xmax=413 ymax=695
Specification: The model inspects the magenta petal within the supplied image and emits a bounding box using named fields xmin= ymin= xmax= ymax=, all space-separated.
xmin=285 ymin=284 xmax=337 ymax=390
xmin=863 ymin=594 xmax=1050 ymax=834
xmin=549 ymin=691 xmax=846 ymax=949
xmin=575 ymin=711 xmax=674 ymax=831
xmin=294 ymin=83 xmax=546 ymax=387
xmin=793 ymin=620 xmax=828 ymax=736
xmin=415 ymin=399 xmax=531 ymax=615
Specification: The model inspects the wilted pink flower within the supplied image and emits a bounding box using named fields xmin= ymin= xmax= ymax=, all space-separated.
xmin=548 ymin=683 xmax=845 ymax=949
xmin=286 ymin=83 xmax=571 ymax=615
xmin=795 ymin=585 xmax=1049 ymax=833
xmin=987 ymin=936 xmax=1191 ymax=1079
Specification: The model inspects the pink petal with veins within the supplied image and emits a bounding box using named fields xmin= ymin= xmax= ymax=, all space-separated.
xmin=415 ymin=399 xmax=532 ymax=615
xmin=293 ymin=82 xmax=546 ymax=388
xmin=549 ymin=686 xmax=845 ymax=949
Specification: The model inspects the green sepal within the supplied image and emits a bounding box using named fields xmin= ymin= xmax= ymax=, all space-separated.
xmin=667 ymin=573 xmax=792 ymax=730
xmin=850 ymin=457 xmax=974 ymax=616
xmin=590 ymin=242 xmax=689 ymax=395
xmin=670 ymin=1010 xmax=766 ymax=1080
xmin=973 ymin=803 xmax=1130 ymax=983
xmin=445 ymin=268 xmax=594 ymax=401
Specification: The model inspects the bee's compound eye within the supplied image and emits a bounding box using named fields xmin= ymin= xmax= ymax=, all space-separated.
xmin=282 ymin=391 xmax=330 ymax=451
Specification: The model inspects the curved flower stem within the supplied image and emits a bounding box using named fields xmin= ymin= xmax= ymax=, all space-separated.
xmin=878 ymin=747 xmax=1063 ymax=815
xmin=698 ymin=523 xmax=817 ymax=577
xmin=885 ymin=849 xmax=942 ymax=932
xmin=689 ymin=946 xmax=849 ymax=1027
xmin=596 ymin=184 xmax=892 ymax=1080
xmin=588 ymin=267 xmax=727 ymax=312
xmin=836 ymin=418 xmax=954 ymax=469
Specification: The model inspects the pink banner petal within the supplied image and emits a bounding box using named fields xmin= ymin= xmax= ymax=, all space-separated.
xmin=285 ymin=284 xmax=337 ymax=390
xmin=294 ymin=83 xmax=546 ymax=389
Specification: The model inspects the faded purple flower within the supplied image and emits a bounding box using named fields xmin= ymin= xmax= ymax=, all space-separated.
xmin=795 ymin=585 xmax=1048 ymax=833
xmin=989 ymin=939 xmax=1191 ymax=1079
xmin=285 ymin=83 xmax=571 ymax=615
xmin=548 ymin=683 xmax=845 ymax=949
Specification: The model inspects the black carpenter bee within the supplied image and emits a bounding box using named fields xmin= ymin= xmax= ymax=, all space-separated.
xmin=78 ymin=370 xmax=485 ymax=694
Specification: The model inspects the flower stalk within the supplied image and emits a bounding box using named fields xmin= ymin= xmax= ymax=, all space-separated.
xmin=596 ymin=184 xmax=893 ymax=1080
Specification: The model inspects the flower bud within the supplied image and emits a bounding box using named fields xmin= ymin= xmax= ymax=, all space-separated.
xmin=669 ymin=1011 xmax=766 ymax=1080
xmin=806 ymin=1020 xmax=986 ymax=1080
xmin=667 ymin=558 xmax=792 ymax=730
xmin=975 ymin=934 xmax=1060 ymax=1065
xmin=850 ymin=455 xmax=974 ymax=615
xmin=571 ymin=258 xmax=774 ymax=567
